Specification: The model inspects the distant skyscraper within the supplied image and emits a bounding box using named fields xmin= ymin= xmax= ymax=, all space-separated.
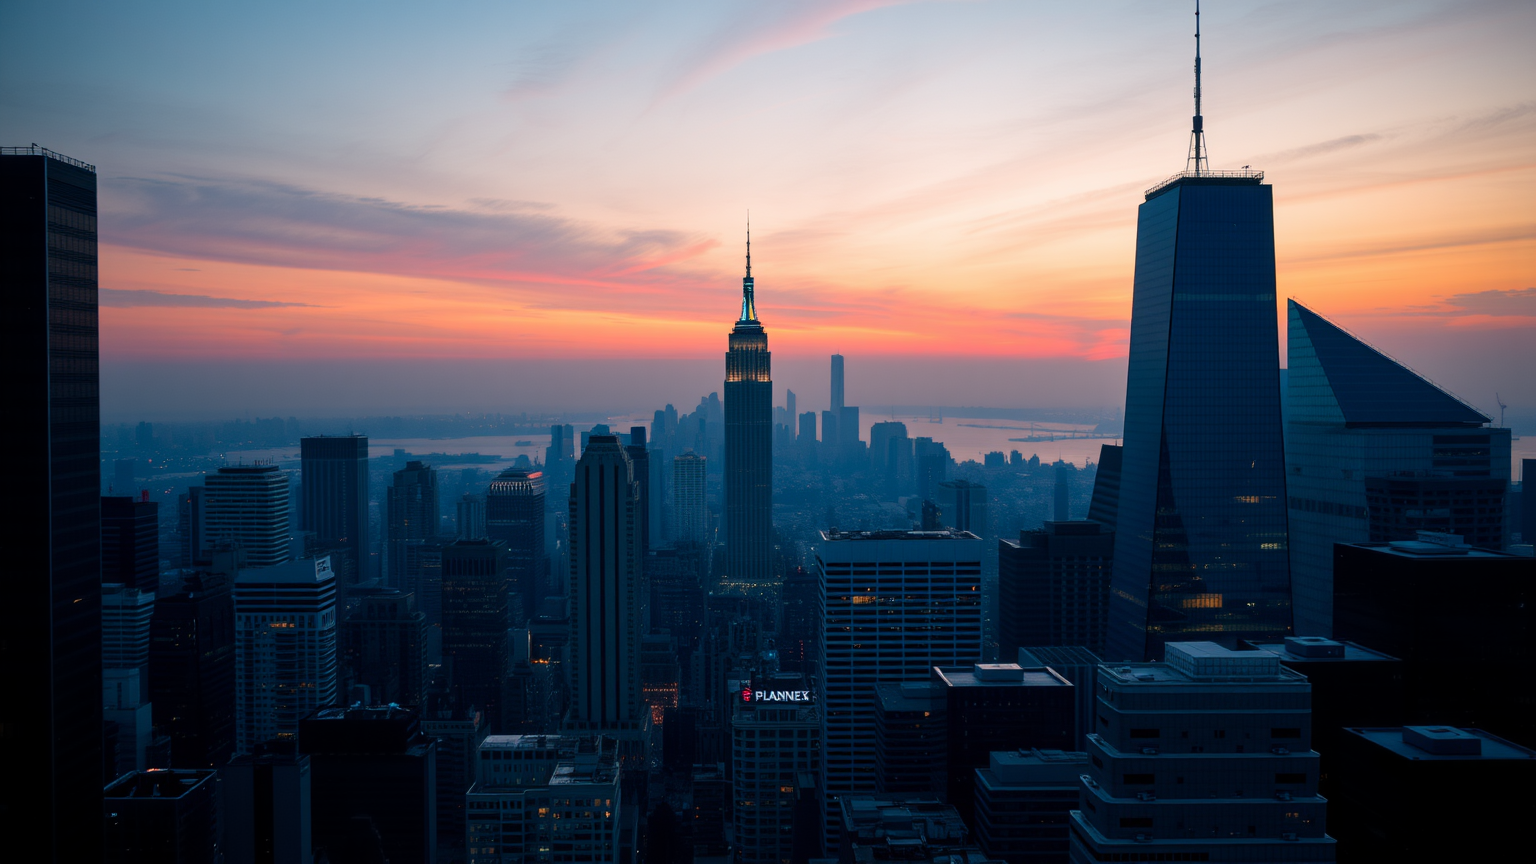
xmin=102 ymin=495 xmax=159 ymax=590
xmin=937 ymin=480 xmax=988 ymax=537
xmin=798 ymin=411 xmax=817 ymax=445
xmin=234 ymin=557 xmax=339 ymax=753
xmin=786 ymin=389 xmax=797 ymax=422
xmin=485 ymin=468 xmax=547 ymax=624
xmin=626 ymin=427 xmax=652 ymax=559
xmin=300 ymin=435 xmax=369 ymax=581
xmin=1105 ymin=43 xmax=1291 ymax=659
xmin=102 ymin=582 xmax=156 ymax=673
xmin=344 ymin=588 xmax=428 ymax=708
xmin=387 ymin=460 xmax=438 ymax=590
xmin=725 ymin=228 xmax=773 ymax=586
xmin=831 ymin=354 xmax=845 ymax=416
xmin=1285 ymin=299 xmax=1509 ymax=635
xmin=177 ymin=486 xmax=207 ymax=567
xmin=456 ymin=492 xmax=486 ymax=540
xmin=4 ymin=144 xmax=103 ymax=858
xmin=566 ymin=435 xmax=644 ymax=735
xmin=816 ymin=529 xmax=983 ymax=844
xmin=205 ymin=465 xmax=292 ymax=569
xmin=442 ymin=540 xmax=511 ymax=726
xmin=672 ymin=452 xmax=707 ymax=544
xmin=1052 ymin=460 xmax=1071 ymax=521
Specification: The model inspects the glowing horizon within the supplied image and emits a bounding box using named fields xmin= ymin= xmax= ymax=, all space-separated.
xmin=4 ymin=1 xmax=1532 ymax=415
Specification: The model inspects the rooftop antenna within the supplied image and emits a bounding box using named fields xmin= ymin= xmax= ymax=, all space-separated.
xmin=745 ymin=211 xmax=752 ymax=279
xmin=1496 ymin=392 xmax=1507 ymax=428
xmin=1186 ymin=0 xmax=1210 ymax=175
xmin=738 ymin=212 xmax=758 ymax=322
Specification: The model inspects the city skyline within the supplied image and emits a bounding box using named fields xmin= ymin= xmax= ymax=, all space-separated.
xmin=3 ymin=1 xmax=1531 ymax=419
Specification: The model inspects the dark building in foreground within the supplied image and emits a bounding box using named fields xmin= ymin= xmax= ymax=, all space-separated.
xmin=1085 ymin=444 xmax=1122 ymax=530
xmin=999 ymin=522 xmax=1114 ymax=658
xmin=934 ymin=664 xmax=1073 ymax=827
xmin=1333 ymin=536 xmax=1535 ymax=745
xmin=103 ymin=769 xmax=220 ymax=864
xmin=724 ymin=230 xmax=773 ymax=588
xmin=485 ymin=467 xmax=546 ymax=624
xmin=1329 ymin=726 xmax=1536 ymax=863
xmin=1017 ymin=646 xmax=1102 ymax=751
xmin=3 ymin=144 xmax=102 ymax=858
xmin=225 ymin=741 xmax=313 ymax=864
xmin=1106 ymin=153 xmax=1292 ymax=659
xmin=345 ymin=588 xmax=428 ymax=708
xmin=837 ymin=798 xmax=984 ymax=864
xmin=974 ymin=749 xmax=1088 ymax=864
xmin=1241 ymin=636 xmax=1404 ymax=796
xmin=1069 ymin=642 xmax=1335 ymax=863
xmin=301 ymin=706 xmax=437 ymax=864
xmin=873 ymin=682 xmax=946 ymax=796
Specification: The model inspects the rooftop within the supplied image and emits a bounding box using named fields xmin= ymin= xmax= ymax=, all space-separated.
xmin=1 ymin=144 xmax=96 ymax=171
xmin=933 ymin=664 xmax=1069 ymax=689
xmin=104 ymin=769 xmax=216 ymax=800
xmin=980 ymin=749 xmax=1089 ymax=787
xmin=1243 ymin=637 xmax=1400 ymax=664
xmin=875 ymin=681 xmax=945 ymax=713
xmin=1019 ymin=646 xmax=1103 ymax=668
xmin=1346 ymin=727 xmax=1536 ymax=762
xmin=1102 ymin=643 xmax=1307 ymax=687
xmin=237 ymin=556 xmax=335 ymax=585
xmin=1145 ymin=168 xmax=1264 ymax=199
xmin=821 ymin=528 xmax=981 ymax=542
xmin=1343 ymin=539 xmax=1525 ymax=561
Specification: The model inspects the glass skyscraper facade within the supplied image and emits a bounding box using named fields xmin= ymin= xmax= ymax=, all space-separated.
xmin=3 ymin=145 xmax=103 ymax=859
xmin=1285 ymin=299 xmax=1506 ymax=636
xmin=1106 ymin=173 xmax=1293 ymax=661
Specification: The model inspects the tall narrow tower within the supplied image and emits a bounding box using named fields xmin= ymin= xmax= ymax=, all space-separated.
xmin=724 ymin=222 xmax=773 ymax=587
xmin=1105 ymin=4 xmax=1292 ymax=661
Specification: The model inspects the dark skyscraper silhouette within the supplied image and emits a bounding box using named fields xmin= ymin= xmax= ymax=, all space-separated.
xmin=485 ymin=467 xmax=547 ymax=624
xmin=724 ymin=224 xmax=773 ymax=586
xmin=387 ymin=459 xmax=439 ymax=590
xmin=150 ymin=573 xmax=236 ymax=769
xmin=301 ymin=434 xmax=370 ymax=582
xmin=1105 ymin=19 xmax=1291 ymax=660
xmin=3 ymin=144 xmax=103 ymax=859
xmin=102 ymin=494 xmax=159 ymax=590
xmin=441 ymin=539 xmax=510 ymax=727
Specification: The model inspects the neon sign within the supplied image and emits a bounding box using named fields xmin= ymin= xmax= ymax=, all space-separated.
xmin=741 ymin=687 xmax=813 ymax=704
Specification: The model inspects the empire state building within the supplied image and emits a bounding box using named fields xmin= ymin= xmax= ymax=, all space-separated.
xmin=724 ymin=226 xmax=773 ymax=588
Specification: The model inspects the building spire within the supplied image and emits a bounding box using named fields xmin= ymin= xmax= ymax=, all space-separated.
xmin=1186 ymin=0 xmax=1209 ymax=175
xmin=739 ymin=212 xmax=758 ymax=323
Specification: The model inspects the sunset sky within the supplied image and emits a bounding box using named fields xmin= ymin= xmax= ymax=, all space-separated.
xmin=4 ymin=0 xmax=1532 ymax=419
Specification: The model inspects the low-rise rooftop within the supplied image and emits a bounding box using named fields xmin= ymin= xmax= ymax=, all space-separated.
xmin=933 ymin=664 xmax=1069 ymax=689
xmin=1346 ymin=727 xmax=1536 ymax=762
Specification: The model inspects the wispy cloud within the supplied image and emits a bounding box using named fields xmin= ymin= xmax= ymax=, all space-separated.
xmin=1442 ymin=286 xmax=1536 ymax=316
xmin=100 ymin=288 xmax=321 ymax=309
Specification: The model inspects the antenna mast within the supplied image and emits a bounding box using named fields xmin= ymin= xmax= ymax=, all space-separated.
xmin=1186 ymin=0 xmax=1210 ymax=175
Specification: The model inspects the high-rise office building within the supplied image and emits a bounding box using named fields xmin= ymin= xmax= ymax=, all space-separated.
xmin=1333 ymin=536 xmax=1534 ymax=745
xmin=816 ymin=529 xmax=984 ymax=844
xmin=4 ymin=144 xmax=103 ymax=858
xmin=465 ymin=735 xmax=623 ymax=864
xmin=626 ymin=427 xmax=652 ymax=560
xmin=973 ymin=748 xmax=1090 ymax=864
xmin=103 ymin=583 xmax=157 ymax=778
xmin=150 ymin=573 xmax=236 ymax=768
xmin=102 ymin=495 xmax=159 ymax=590
xmin=831 ymin=354 xmax=845 ymax=417
xmin=300 ymin=435 xmax=369 ymax=582
xmin=798 ymin=411 xmax=817 ymax=446
xmin=178 ymin=486 xmax=208 ymax=567
xmin=1105 ymin=30 xmax=1291 ymax=660
xmin=998 ymin=521 xmax=1115 ymax=657
xmin=1286 ymin=299 xmax=1509 ymax=635
xmin=732 ymin=673 xmax=821 ymax=864
xmin=566 ymin=435 xmax=645 ymax=736
xmin=725 ymin=230 xmax=773 ymax=587
xmin=224 ymin=741 xmax=314 ymax=864
xmin=103 ymin=582 xmax=156 ymax=672
xmin=233 ymin=556 xmax=339 ymax=753
xmin=301 ymin=706 xmax=438 ymax=864
xmin=937 ymin=480 xmax=988 ymax=537
xmin=1052 ymin=461 xmax=1071 ymax=522
xmin=873 ymin=681 xmax=946 ymax=796
xmin=344 ymin=588 xmax=428 ymax=708
xmin=421 ymin=704 xmax=485 ymax=864
xmin=205 ymin=465 xmax=292 ymax=570
xmin=456 ymin=492 xmax=486 ymax=540
xmin=1086 ymin=444 xmax=1122 ymax=530
xmin=672 ymin=452 xmax=707 ymax=544
xmin=932 ymin=664 xmax=1074 ymax=827
xmin=1016 ymin=646 xmax=1103 ymax=751
xmin=442 ymin=539 xmax=511 ymax=726
xmin=102 ymin=769 xmax=220 ymax=864
xmin=486 ymin=467 xmax=547 ymax=624
xmin=386 ymin=460 xmax=439 ymax=590
xmin=1068 ymin=642 xmax=1335 ymax=862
